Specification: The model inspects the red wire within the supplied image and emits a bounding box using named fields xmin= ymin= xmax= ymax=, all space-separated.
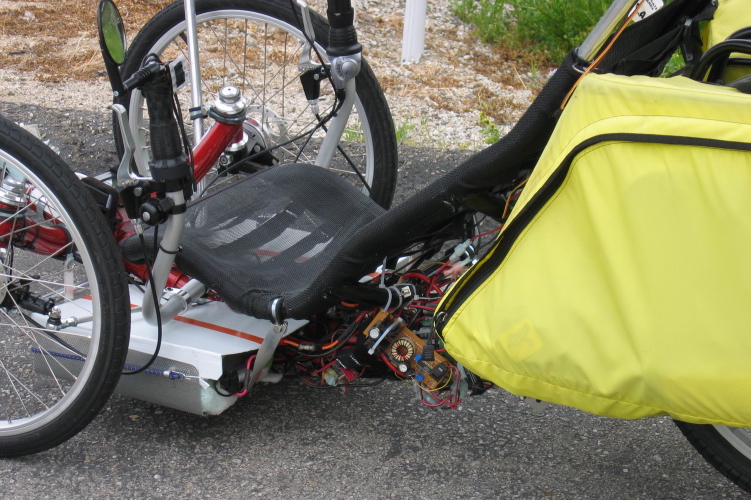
xmin=380 ymin=353 xmax=400 ymax=374
xmin=471 ymin=226 xmax=501 ymax=241
xmin=401 ymin=272 xmax=432 ymax=284
xmin=311 ymin=359 xmax=337 ymax=375
xmin=235 ymin=354 xmax=257 ymax=397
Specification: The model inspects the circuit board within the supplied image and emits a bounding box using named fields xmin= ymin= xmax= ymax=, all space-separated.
xmin=365 ymin=311 xmax=451 ymax=390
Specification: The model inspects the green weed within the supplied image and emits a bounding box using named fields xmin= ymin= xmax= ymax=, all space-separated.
xmin=342 ymin=122 xmax=365 ymax=143
xmin=479 ymin=112 xmax=501 ymax=145
xmin=450 ymin=0 xmax=611 ymax=62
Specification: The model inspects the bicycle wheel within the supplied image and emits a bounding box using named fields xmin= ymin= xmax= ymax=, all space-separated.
xmin=0 ymin=115 xmax=130 ymax=457
xmin=675 ymin=421 xmax=751 ymax=493
xmin=121 ymin=0 xmax=397 ymax=207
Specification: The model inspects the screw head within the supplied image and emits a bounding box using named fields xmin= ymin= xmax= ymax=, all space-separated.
xmin=219 ymin=86 xmax=241 ymax=104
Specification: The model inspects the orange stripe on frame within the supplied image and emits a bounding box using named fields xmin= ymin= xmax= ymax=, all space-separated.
xmin=172 ymin=315 xmax=264 ymax=344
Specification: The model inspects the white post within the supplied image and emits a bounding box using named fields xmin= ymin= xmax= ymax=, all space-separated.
xmin=401 ymin=0 xmax=428 ymax=64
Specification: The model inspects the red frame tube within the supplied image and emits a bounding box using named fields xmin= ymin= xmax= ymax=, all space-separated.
xmin=192 ymin=121 xmax=244 ymax=182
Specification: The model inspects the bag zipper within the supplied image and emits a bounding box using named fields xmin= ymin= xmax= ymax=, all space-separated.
xmin=436 ymin=160 xmax=572 ymax=333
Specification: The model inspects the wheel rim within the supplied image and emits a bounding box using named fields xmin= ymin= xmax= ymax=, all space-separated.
xmin=0 ymin=151 xmax=102 ymax=435
xmin=128 ymin=9 xmax=377 ymax=195
xmin=715 ymin=425 xmax=751 ymax=460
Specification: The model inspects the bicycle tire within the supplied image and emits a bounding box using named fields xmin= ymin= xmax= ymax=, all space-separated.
xmin=0 ymin=115 xmax=130 ymax=457
xmin=120 ymin=0 xmax=397 ymax=207
xmin=675 ymin=421 xmax=751 ymax=494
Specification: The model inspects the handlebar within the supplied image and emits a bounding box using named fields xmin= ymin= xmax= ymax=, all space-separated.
xmin=122 ymin=61 xmax=163 ymax=92
xmin=578 ymin=0 xmax=639 ymax=62
xmin=124 ymin=57 xmax=192 ymax=190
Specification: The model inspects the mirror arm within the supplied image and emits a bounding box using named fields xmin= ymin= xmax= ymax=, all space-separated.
xmin=102 ymin=54 xmax=126 ymax=98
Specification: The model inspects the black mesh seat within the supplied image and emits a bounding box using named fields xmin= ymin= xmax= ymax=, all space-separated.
xmin=172 ymin=164 xmax=385 ymax=319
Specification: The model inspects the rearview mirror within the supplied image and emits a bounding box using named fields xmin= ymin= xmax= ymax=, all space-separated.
xmin=98 ymin=0 xmax=126 ymax=65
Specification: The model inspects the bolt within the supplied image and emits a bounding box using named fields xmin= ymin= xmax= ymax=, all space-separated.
xmin=219 ymin=86 xmax=241 ymax=104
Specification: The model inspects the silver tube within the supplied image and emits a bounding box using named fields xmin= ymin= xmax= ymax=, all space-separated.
xmin=157 ymin=279 xmax=207 ymax=323
xmin=315 ymin=78 xmax=356 ymax=167
xmin=184 ymin=0 xmax=203 ymax=141
xmin=142 ymin=190 xmax=186 ymax=326
xmin=577 ymin=0 xmax=638 ymax=63
xmin=184 ymin=0 xmax=209 ymax=195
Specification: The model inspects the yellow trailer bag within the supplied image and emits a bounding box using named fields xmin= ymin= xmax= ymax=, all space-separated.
xmin=703 ymin=0 xmax=751 ymax=49
xmin=702 ymin=0 xmax=751 ymax=82
xmin=437 ymin=73 xmax=751 ymax=427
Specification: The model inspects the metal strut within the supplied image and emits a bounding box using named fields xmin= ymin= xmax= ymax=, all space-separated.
xmin=246 ymin=298 xmax=287 ymax=391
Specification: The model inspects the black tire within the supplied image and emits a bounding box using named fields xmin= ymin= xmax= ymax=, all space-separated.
xmin=120 ymin=0 xmax=397 ymax=207
xmin=0 ymin=115 xmax=130 ymax=457
xmin=675 ymin=421 xmax=751 ymax=494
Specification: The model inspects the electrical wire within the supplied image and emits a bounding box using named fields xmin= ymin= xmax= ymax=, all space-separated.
xmin=235 ymin=354 xmax=257 ymax=396
xmin=122 ymin=231 xmax=163 ymax=375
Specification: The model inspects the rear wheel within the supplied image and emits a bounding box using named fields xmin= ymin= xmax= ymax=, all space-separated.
xmin=675 ymin=421 xmax=751 ymax=493
xmin=121 ymin=0 xmax=397 ymax=207
xmin=0 ymin=115 xmax=130 ymax=457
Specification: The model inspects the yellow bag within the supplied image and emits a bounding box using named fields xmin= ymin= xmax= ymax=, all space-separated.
xmin=702 ymin=0 xmax=751 ymax=82
xmin=703 ymin=0 xmax=751 ymax=49
xmin=438 ymin=73 xmax=751 ymax=427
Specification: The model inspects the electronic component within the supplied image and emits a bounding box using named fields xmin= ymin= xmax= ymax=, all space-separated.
xmin=389 ymin=338 xmax=415 ymax=362
xmin=429 ymin=363 xmax=448 ymax=382
xmin=364 ymin=311 xmax=452 ymax=390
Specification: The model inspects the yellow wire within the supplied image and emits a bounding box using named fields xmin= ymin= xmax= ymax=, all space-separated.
xmin=418 ymin=367 xmax=454 ymax=392
xmin=502 ymin=178 xmax=529 ymax=219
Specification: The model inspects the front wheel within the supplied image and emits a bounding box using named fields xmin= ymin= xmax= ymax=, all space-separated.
xmin=675 ymin=421 xmax=751 ymax=494
xmin=121 ymin=0 xmax=398 ymax=207
xmin=0 ymin=115 xmax=130 ymax=457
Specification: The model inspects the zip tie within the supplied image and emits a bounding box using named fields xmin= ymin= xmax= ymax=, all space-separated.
xmin=368 ymin=317 xmax=403 ymax=355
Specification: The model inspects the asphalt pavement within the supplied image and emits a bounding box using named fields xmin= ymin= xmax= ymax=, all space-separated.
xmin=0 ymin=102 xmax=748 ymax=499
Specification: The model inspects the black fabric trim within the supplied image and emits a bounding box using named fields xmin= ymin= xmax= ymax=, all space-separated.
xmin=439 ymin=132 xmax=751 ymax=327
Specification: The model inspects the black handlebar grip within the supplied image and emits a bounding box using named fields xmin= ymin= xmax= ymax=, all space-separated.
xmin=326 ymin=25 xmax=361 ymax=56
xmin=326 ymin=1 xmax=361 ymax=56
xmin=140 ymin=69 xmax=190 ymax=183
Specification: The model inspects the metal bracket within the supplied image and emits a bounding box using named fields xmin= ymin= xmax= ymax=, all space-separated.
xmin=113 ymin=104 xmax=151 ymax=186
xmin=296 ymin=0 xmax=316 ymax=42
xmin=244 ymin=297 xmax=288 ymax=391
xmin=246 ymin=321 xmax=287 ymax=392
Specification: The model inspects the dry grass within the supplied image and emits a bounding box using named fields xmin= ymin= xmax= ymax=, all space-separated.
xmin=0 ymin=0 xmax=171 ymax=81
